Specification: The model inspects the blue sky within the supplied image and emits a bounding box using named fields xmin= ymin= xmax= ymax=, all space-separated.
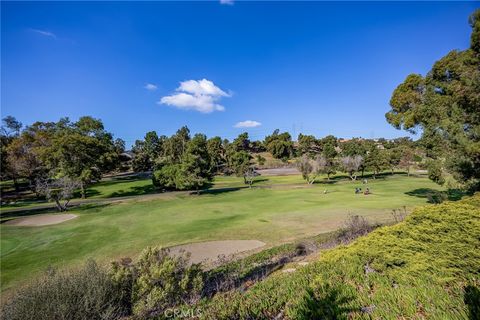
xmin=2 ymin=1 xmax=478 ymax=146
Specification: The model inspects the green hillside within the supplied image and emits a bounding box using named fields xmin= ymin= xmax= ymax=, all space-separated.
xmin=200 ymin=195 xmax=480 ymax=319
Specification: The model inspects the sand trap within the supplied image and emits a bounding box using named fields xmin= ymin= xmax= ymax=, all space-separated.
xmin=4 ymin=214 xmax=77 ymax=226
xmin=169 ymin=240 xmax=265 ymax=264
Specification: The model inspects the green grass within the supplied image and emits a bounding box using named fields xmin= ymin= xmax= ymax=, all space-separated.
xmin=200 ymin=195 xmax=480 ymax=319
xmin=1 ymin=174 xmax=445 ymax=292
xmin=0 ymin=175 xmax=155 ymax=211
xmin=0 ymin=172 xmax=304 ymax=211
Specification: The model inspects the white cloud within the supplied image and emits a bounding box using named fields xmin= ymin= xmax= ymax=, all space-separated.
xmin=144 ymin=83 xmax=157 ymax=91
xmin=30 ymin=29 xmax=57 ymax=39
xmin=159 ymin=79 xmax=230 ymax=113
xmin=234 ymin=120 xmax=262 ymax=128
xmin=220 ymin=0 xmax=234 ymax=5
xmin=177 ymin=79 xmax=230 ymax=97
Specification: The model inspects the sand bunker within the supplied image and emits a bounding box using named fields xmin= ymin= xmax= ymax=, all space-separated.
xmin=169 ymin=240 xmax=265 ymax=264
xmin=4 ymin=214 xmax=77 ymax=226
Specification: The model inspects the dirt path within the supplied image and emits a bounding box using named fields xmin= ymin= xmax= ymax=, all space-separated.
xmin=169 ymin=240 xmax=265 ymax=264
xmin=257 ymin=168 xmax=299 ymax=176
xmin=4 ymin=214 xmax=77 ymax=226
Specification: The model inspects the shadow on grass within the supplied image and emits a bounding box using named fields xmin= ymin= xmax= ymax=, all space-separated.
xmin=71 ymin=203 xmax=112 ymax=213
xmin=0 ymin=206 xmax=59 ymax=221
xmin=105 ymin=185 xmax=157 ymax=198
xmin=73 ymin=189 xmax=101 ymax=198
xmin=198 ymin=187 xmax=247 ymax=195
xmin=464 ymin=285 xmax=480 ymax=320
xmin=405 ymin=188 xmax=464 ymax=203
xmin=296 ymin=286 xmax=358 ymax=319
xmin=252 ymin=178 xmax=269 ymax=185
xmin=1 ymin=202 xmax=113 ymax=222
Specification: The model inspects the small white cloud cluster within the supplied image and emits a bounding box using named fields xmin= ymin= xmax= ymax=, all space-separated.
xmin=144 ymin=83 xmax=157 ymax=91
xmin=159 ymin=79 xmax=230 ymax=113
xmin=234 ymin=120 xmax=261 ymax=128
xmin=30 ymin=29 xmax=57 ymax=39
xmin=220 ymin=0 xmax=234 ymax=5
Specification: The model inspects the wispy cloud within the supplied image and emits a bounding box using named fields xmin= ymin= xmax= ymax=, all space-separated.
xmin=220 ymin=0 xmax=234 ymax=5
xmin=159 ymin=79 xmax=231 ymax=113
xmin=234 ymin=120 xmax=262 ymax=128
xmin=144 ymin=83 xmax=157 ymax=91
xmin=30 ymin=29 xmax=57 ymax=39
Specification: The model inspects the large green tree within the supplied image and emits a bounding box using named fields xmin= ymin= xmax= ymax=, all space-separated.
xmin=386 ymin=10 xmax=480 ymax=190
xmin=42 ymin=117 xmax=120 ymax=197
xmin=152 ymin=132 xmax=213 ymax=191
xmin=264 ymin=129 xmax=294 ymax=160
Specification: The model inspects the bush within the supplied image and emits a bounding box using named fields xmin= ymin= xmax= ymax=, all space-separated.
xmin=1 ymin=260 xmax=126 ymax=320
xmin=337 ymin=214 xmax=375 ymax=243
xmin=152 ymin=164 xmax=181 ymax=190
xmin=111 ymin=247 xmax=203 ymax=318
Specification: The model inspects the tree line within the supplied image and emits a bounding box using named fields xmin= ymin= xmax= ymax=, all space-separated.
xmin=0 ymin=116 xmax=126 ymax=210
xmin=130 ymin=125 xmax=420 ymax=188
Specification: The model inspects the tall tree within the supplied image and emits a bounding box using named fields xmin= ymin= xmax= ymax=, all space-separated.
xmin=42 ymin=117 xmax=119 ymax=198
xmin=386 ymin=10 xmax=480 ymax=190
xmin=207 ymin=136 xmax=225 ymax=174
xmin=297 ymin=134 xmax=320 ymax=157
xmin=264 ymin=130 xmax=294 ymax=160
xmin=340 ymin=155 xmax=363 ymax=181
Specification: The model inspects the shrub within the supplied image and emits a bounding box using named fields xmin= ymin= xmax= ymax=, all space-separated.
xmin=152 ymin=164 xmax=181 ymax=190
xmin=337 ymin=214 xmax=374 ymax=243
xmin=1 ymin=260 xmax=126 ymax=320
xmin=111 ymin=247 xmax=203 ymax=318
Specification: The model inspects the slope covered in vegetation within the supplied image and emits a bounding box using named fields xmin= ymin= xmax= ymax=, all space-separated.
xmin=200 ymin=195 xmax=480 ymax=319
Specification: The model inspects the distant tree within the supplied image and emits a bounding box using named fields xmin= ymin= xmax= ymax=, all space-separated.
xmin=132 ymin=140 xmax=153 ymax=172
xmin=152 ymin=163 xmax=180 ymax=190
xmin=340 ymin=138 xmax=367 ymax=157
xmin=296 ymin=154 xmax=332 ymax=184
xmin=316 ymin=154 xmax=336 ymax=180
xmin=340 ymin=155 xmax=363 ymax=181
xmin=42 ymin=117 xmax=118 ymax=198
xmin=1 ymin=116 xmax=22 ymax=138
xmin=398 ymin=146 xmax=415 ymax=176
xmin=427 ymin=160 xmax=445 ymax=185
xmin=114 ymin=138 xmax=126 ymax=154
xmin=1 ymin=116 xmax=23 ymax=189
xmin=297 ymin=134 xmax=320 ymax=156
xmin=388 ymin=148 xmax=401 ymax=174
xmin=178 ymin=134 xmax=212 ymax=192
xmin=207 ymin=136 xmax=226 ymax=173
xmin=4 ymin=121 xmax=54 ymax=190
xmin=249 ymin=140 xmax=265 ymax=153
xmin=297 ymin=154 xmax=315 ymax=184
xmin=318 ymin=136 xmax=338 ymax=180
xmin=131 ymin=132 xmax=165 ymax=172
xmin=364 ymin=148 xmax=389 ymax=179
xmin=163 ymin=126 xmax=190 ymax=163
xmin=152 ymin=133 xmax=212 ymax=192
xmin=264 ymin=130 xmax=294 ymax=160
xmin=319 ymin=135 xmax=338 ymax=160
xmin=229 ymin=150 xmax=252 ymax=185
xmin=244 ymin=167 xmax=259 ymax=188
xmin=255 ymin=154 xmax=266 ymax=166
xmin=35 ymin=177 xmax=80 ymax=212
xmin=231 ymin=132 xmax=250 ymax=152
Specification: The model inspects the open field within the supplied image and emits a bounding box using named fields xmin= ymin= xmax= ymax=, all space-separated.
xmin=0 ymin=173 xmax=445 ymax=291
